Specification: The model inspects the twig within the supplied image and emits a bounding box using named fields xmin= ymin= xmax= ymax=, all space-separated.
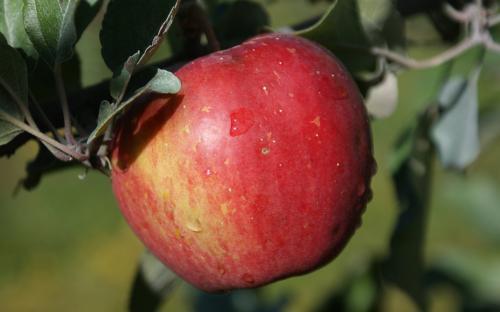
xmin=0 ymin=111 xmax=86 ymax=161
xmin=54 ymin=63 xmax=76 ymax=145
xmin=443 ymin=3 xmax=473 ymax=23
xmin=488 ymin=14 xmax=500 ymax=26
xmin=0 ymin=78 xmax=37 ymax=127
xmin=373 ymin=1 xmax=500 ymax=69
xmin=372 ymin=38 xmax=478 ymax=69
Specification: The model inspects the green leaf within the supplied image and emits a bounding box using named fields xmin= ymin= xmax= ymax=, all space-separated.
xmin=24 ymin=0 xmax=78 ymax=66
xmin=75 ymin=0 xmax=103 ymax=40
xmin=0 ymin=0 xmax=38 ymax=59
xmin=213 ymin=0 xmax=270 ymax=49
xmin=0 ymin=35 xmax=28 ymax=106
xmin=366 ymin=71 xmax=398 ymax=118
xmin=129 ymin=250 xmax=178 ymax=312
xmin=87 ymin=68 xmax=180 ymax=144
xmin=100 ymin=0 xmax=180 ymax=73
xmin=0 ymin=35 xmax=27 ymax=145
xmin=0 ymin=117 xmax=22 ymax=145
xmin=357 ymin=0 xmax=393 ymax=41
xmin=384 ymin=109 xmax=436 ymax=310
xmin=86 ymin=99 xmax=112 ymax=143
xmin=297 ymin=0 xmax=393 ymax=78
xmin=110 ymin=51 xmax=141 ymax=101
xmin=381 ymin=8 xmax=405 ymax=52
xmin=431 ymin=68 xmax=481 ymax=169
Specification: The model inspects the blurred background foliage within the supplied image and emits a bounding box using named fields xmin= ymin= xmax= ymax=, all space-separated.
xmin=1 ymin=0 xmax=500 ymax=311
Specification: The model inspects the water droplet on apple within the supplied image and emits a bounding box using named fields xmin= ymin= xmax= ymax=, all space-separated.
xmin=278 ymin=108 xmax=283 ymax=113
xmin=336 ymin=162 xmax=341 ymax=167
xmin=186 ymin=219 xmax=202 ymax=232
xmin=315 ymin=70 xmax=321 ymax=75
xmin=262 ymin=85 xmax=269 ymax=95
xmin=278 ymin=163 xmax=283 ymax=168
xmin=261 ymin=147 xmax=270 ymax=155
xmin=242 ymin=273 xmax=255 ymax=284
xmin=230 ymin=108 xmax=255 ymax=137
xmin=278 ymin=61 xmax=283 ymax=65
xmin=205 ymin=169 xmax=212 ymax=176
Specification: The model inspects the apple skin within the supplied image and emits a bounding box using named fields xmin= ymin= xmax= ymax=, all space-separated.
xmin=111 ymin=33 xmax=375 ymax=292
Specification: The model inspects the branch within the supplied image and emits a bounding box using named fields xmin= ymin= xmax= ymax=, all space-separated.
xmin=0 ymin=111 xmax=86 ymax=161
xmin=0 ymin=56 xmax=189 ymax=158
xmin=372 ymin=38 xmax=478 ymax=69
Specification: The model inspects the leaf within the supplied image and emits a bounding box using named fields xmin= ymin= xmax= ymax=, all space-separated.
xmin=381 ymin=8 xmax=405 ymax=52
xmin=100 ymin=0 xmax=180 ymax=73
xmin=75 ymin=0 xmax=104 ymax=40
xmin=383 ymin=109 xmax=436 ymax=310
xmin=444 ymin=176 xmax=500 ymax=244
xmin=0 ymin=35 xmax=28 ymax=106
xmin=297 ymin=0 xmax=393 ymax=78
xmin=0 ymin=0 xmax=38 ymax=58
xmin=357 ymin=0 xmax=393 ymax=41
xmin=24 ymin=0 xmax=78 ymax=66
xmin=87 ymin=68 xmax=180 ymax=144
xmin=213 ymin=0 xmax=270 ymax=49
xmin=129 ymin=250 xmax=178 ymax=312
xmin=110 ymin=52 xmax=141 ymax=101
xmin=0 ymin=35 xmax=27 ymax=145
xmin=0 ymin=118 xmax=22 ymax=145
xmin=366 ymin=71 xmax=398 ymax=118
xmin=431 ymin=68 xmax=481 ymax=169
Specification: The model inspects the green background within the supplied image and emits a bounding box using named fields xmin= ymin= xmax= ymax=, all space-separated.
xmin=1 ymin=1 xmax=500 ymax=311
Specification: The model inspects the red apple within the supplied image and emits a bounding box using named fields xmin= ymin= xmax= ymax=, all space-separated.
xmin=111 ymin=33 xmax=375 ymax=292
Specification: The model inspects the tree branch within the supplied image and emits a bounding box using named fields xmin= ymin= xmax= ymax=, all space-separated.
xmin=372 ymin=37 xmax=478 ymax=69
xmin=0 ymin=111 xmax=86 ymax=161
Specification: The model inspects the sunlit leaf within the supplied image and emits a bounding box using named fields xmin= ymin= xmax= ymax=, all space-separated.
xmin=366 ymin=71 xmax=398 ymax=118
xmin=0 ymin=0 xmax=38 ymax=58
xmin=24 ymin=0 xmax=79 ymax=66
xmin=432 ymin=67 xmax=481 ymax=169
xmin=87 ymin=68 xmax=180 ymax=144
xmin=110 ymin=52 xmax=141 ymax=101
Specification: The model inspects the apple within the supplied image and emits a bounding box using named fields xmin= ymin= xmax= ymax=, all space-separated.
xmin=111 ymin=33 xmax=375 ymax=292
